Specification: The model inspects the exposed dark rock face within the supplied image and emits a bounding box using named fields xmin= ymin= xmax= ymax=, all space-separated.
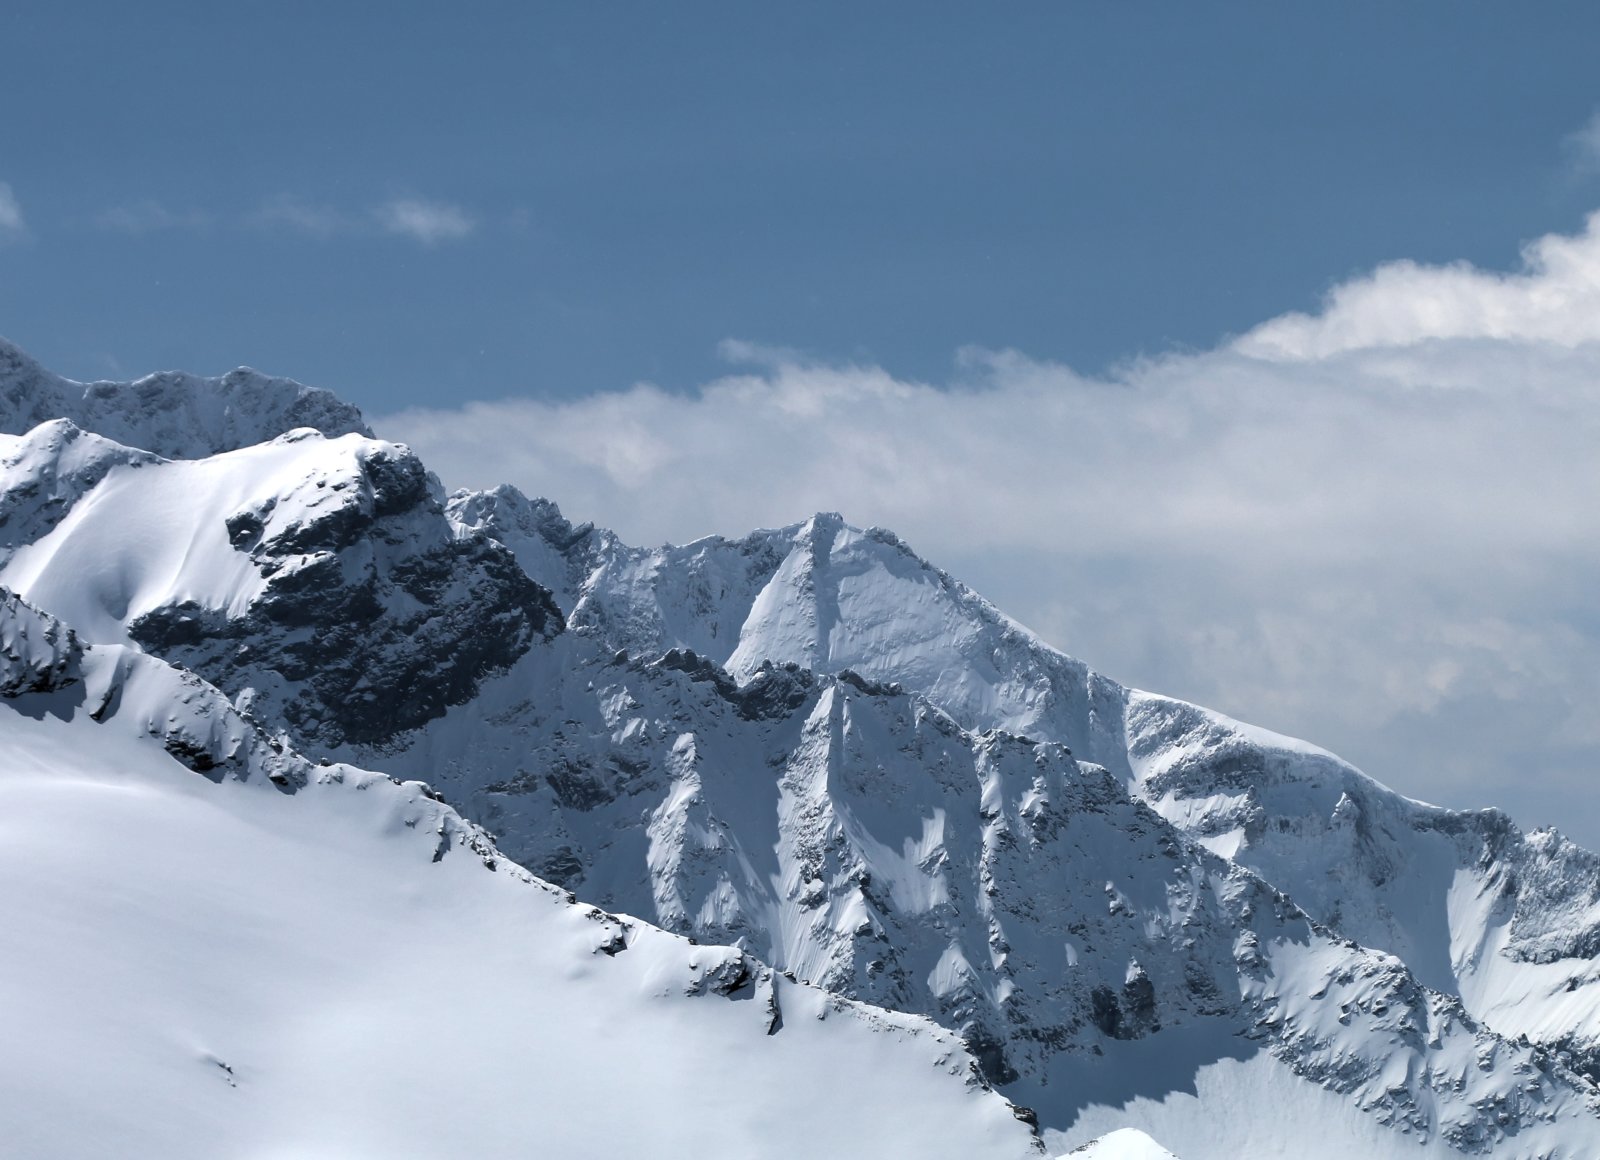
xmin=129 ymin=442 xmax=563 ymax=748
xmin=0 ymin=589 xmax=83 ymax=697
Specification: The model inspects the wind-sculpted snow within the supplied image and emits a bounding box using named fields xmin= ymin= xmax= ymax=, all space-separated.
xmin=0 ymin=428 xmax=561 ymax=746
xmin=0 ymin=337 xmax=371 ymax=458
xmin=0 ymin=591 xmax=1044 ymax=1160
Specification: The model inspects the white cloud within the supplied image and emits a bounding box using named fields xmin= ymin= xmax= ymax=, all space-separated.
xmin=1236 ymin=209 xmax=1600 ymax=358
xmin=374 ymin=198 xmax=474 ymax=245
xmin=381 ymin=214 xmax=1600 ymax=847
xmin=0 ymin=182 xmax=26 ymax=241
xmin=95 ymin=200 xmax=211 ymax=234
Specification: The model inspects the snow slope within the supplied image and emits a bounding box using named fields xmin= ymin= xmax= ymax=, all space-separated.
xmin=1068 ymin=1130 xmax=1181 ymax=1159
xmin=0 ymin=591 xmax=1043 ymax=1160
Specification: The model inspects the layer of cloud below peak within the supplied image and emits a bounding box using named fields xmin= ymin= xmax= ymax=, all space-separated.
xmin=382 ymin=212 xmax=1600 ymax=847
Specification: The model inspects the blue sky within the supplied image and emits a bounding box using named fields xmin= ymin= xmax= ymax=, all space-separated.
xmin=6 ymin=3 xmax=1600 ymax=408
xmin=5 ymin=4 xmax=1600 ymax=842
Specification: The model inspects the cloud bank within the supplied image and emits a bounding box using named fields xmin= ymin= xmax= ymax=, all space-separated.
xmin=382 ymin=212 xmax=1600 ymax=845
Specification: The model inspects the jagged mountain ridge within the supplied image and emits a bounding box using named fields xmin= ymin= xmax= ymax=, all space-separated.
xmin=463 ymin=487 xmax=1600 ymax=1080
xmin=0 ymin=336 xmax=371 ymax=460
xmin=0 ymin=589 xmax=1044 ymax=1159
xmin=3 ymin=352 xmax=1599 ymax=1156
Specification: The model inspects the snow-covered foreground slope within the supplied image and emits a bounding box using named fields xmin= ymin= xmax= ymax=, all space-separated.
xmin=0 ymin=592 xmax=1043 ymax=1160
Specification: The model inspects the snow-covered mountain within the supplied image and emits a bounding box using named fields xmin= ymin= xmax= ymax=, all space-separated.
xmin=458 ymin=490 xmax=1600 ymax=1084
xmin=0 ymin=336 xmax=370 ymax=459
xmin=4 ymin=350 xmax=1599 ymax=1158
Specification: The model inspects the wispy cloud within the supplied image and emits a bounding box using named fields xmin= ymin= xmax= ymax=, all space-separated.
xmin=95 ymin=200 xmax=211 ymax=234
xmin=86 ymin=192 xmax=480 ymax=245
xmin=0 ymin=182 xmax=26 ymax=242
xmin=1563 ymin=110 xmax=1600 ymax=177
xmin=382 ymin=211 xmax=1600 ymax=845
xmin=243 ymin=194 xmax=476 ymax=245
xmin=374 ymin=198 xmax=475 ymax=245
xmin=250 ymin=194 xmax=347 ymax=238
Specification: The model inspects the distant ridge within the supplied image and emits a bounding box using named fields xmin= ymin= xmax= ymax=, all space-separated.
xmin=0 ymin=337 xmax=372 ymax=459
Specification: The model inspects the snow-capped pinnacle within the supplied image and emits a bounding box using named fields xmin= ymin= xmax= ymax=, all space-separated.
xmin=0 ymin=335 xmax=373 ymax=459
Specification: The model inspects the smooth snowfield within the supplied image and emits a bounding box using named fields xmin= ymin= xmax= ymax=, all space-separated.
xmin=0 ymin=685 xmax=1040 ymax=1159
xmin=1068 ymin=1129 xmax=1180 ymax=1159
